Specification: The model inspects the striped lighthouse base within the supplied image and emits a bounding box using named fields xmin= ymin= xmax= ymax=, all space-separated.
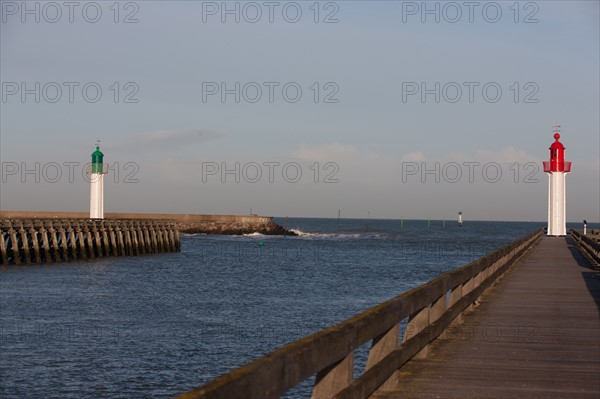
xmin=546 ymin=171 xmax=567 ymax=236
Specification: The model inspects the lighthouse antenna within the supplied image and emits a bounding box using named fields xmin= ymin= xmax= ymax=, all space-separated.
xmin=553 ymin=124 xmax=561 ymax=134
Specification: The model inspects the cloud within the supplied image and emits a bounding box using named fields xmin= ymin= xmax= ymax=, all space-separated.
xmin=290 ymin=144 xmax=542 ymax=168
xmin=291 ymin=143 xmax=359 ymax=160
xmin=401 ymin=151 xmax=425 ymax=162
xmin=108 ymin=129 xmax=225 ymax=152
xmin=473 ymin=147 xmax=541 ymax=164
xmin=401 ymin=148 xmax=541 ymax=164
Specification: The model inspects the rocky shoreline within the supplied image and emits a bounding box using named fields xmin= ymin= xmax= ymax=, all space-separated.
xmin=179 ymin=220 xmax=297 ymax=236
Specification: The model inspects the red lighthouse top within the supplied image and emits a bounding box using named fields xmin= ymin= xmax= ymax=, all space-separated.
xmin=544 ymin=130 xmax=571 ymax=173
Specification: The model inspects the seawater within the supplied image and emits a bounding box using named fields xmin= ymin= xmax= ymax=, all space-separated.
xmin=1 ymin=218 xmax=588 ymax=398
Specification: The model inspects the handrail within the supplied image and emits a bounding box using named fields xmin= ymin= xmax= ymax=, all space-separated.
xmin=177 ymin=229 xmax=543 ymax=399
xmin=571 ymin=229 xmax=600 ymax=267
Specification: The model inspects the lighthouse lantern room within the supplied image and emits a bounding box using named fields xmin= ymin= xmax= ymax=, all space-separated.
xmin=543 ymin=126 xmax=571 ymax=236
xmin=89 ymin=142 xmax=106 ymax=219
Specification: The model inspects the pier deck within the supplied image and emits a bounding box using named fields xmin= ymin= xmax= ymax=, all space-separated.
xmin=372 ymin=236 xmax=600 ymax=399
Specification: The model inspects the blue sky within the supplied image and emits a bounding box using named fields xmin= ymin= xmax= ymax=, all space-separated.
xmin=1 ymin=1 xmax=598 ymax=221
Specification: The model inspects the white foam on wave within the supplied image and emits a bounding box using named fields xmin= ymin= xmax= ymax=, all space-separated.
xmin=242 ymin=232 xmax=267 ymax=237
xmin=290 ymin=229 xmax=370 ymax=239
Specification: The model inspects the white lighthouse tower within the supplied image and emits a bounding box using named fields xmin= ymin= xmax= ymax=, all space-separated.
xmin=89 ymin=142 xmax=105 ymax=219
xmin=543 ymin=126 xmax=571 ymax=236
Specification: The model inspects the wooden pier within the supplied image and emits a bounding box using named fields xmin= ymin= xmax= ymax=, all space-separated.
xmin=176 ymin=230 xmax=600 ymax=399
xmin=374 ymin=234 xmax=600 ymax=398
xmin=0 ymin=218 xmax=180 ymax=266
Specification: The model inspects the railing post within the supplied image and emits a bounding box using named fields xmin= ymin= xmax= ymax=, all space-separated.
xmin=430 ymin=294 xmax=446 ymax=323
xmin=463 ymin=276 xmax=476 ymax=312
xmin=404 ymin=306 xmax=430 ymax=358
xmin=311 ymin=353 xmax=354 ymax=399
xmin=448 ymin=283 xmax=463 ymax=323
xmin=366 ymin=323 xmax=400 ymax=389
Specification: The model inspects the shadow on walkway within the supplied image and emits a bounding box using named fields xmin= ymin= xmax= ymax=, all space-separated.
xmin=567 ymin=236 xmax=600 ymax=315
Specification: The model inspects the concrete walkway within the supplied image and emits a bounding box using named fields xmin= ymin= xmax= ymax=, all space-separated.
xmin=372 ymin=236 xmax=600 ymax=399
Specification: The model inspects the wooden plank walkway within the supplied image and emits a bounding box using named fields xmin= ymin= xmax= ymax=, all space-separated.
xmin=372 ymin=236 xmax=600 ymax=399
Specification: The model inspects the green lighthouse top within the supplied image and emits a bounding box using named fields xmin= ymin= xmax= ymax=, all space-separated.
xmin=91 ymin=144 xmax=104 ymax=173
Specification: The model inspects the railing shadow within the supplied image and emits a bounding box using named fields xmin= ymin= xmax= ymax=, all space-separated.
xmin=566 ymin=236 xmax=595 ymax=269
xmin=566 ymin=236 xmax=600 ymax=315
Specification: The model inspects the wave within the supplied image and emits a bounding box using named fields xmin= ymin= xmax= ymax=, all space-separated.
xmin=200 ymin=230 xmax=390 ymax=240
xmin=242 ymin=232 xmax=267 ymax=237
xmin=290 ymin=229 xmax=387 ymax=240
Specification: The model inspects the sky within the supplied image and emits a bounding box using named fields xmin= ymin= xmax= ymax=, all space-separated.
xmin=1 ymin=0 xmax=598 ymax=222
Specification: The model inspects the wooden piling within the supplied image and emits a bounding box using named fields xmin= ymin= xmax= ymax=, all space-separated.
xmin=142 ymin=223 xmax=152 ymax=254
xmin=58 ymin=223 xmax=69 ymax=261
xmin=48 ymin=222 xmax=61 ymax=263
xmin=9 ymin=225 xmax=20 ymax=266
xmin=116 ymin=226 xmax=125 ymax=256
xmin=0 ymin=224 xmax=9 ymax=266
xmin=18 ymin=222 xmax=31 ymax=265
xmin=83 ymin=224 xmax=95 ymax=260
xmin=40 ymin=223 xmax=51 ymax=263
xmin=174 ymin=228 xmax=180 ymax=251
xmin=123 ymin=224 xmax=132 ymax=256
xmin=92 ymin=225 xmax=102 ymax=258
xmin=100 ymin=224 xmax=110 ymax=257
xmin=66 ymin=221 xmax=77 ymax=260
xmin=130 ymin=222 xmax=140 ymax=256
xmin=108 ymin=223 xmax=118 ymax=257
xmin=75 ymin=223 xmax=87 ymax=260
xmin=149 ymin=225 xmax=158 ymax=254
xmin=154 ymin=223 xmax=164 ymax=253
xmin=29 ymin=224 xmax=42 ymax=264
xmin=1 ymin=218 xmax=180 ymax=266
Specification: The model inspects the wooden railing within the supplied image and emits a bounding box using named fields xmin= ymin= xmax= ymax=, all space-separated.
xmin=176 ymin=229 xmax=543 ymax=399
xmin=571 ymin=229 xmax=600 ymax=267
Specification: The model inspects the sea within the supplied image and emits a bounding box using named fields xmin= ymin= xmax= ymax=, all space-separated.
xmin=0 ymin=218 xmax=594 ymax=398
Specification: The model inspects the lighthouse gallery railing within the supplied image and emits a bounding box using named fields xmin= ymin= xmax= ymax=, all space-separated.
xmin=543 ymin=161 xmax=572 ymax=173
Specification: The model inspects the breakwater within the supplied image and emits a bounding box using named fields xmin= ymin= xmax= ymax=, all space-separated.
xmin=0 ymin=218 xmax=180 ymax=266
xmin=0 ymin=211 xmax=295 ymax=236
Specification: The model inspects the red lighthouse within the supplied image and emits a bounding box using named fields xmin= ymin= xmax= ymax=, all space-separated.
xmin=543 ymin=126 xmax=571 ymax=236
